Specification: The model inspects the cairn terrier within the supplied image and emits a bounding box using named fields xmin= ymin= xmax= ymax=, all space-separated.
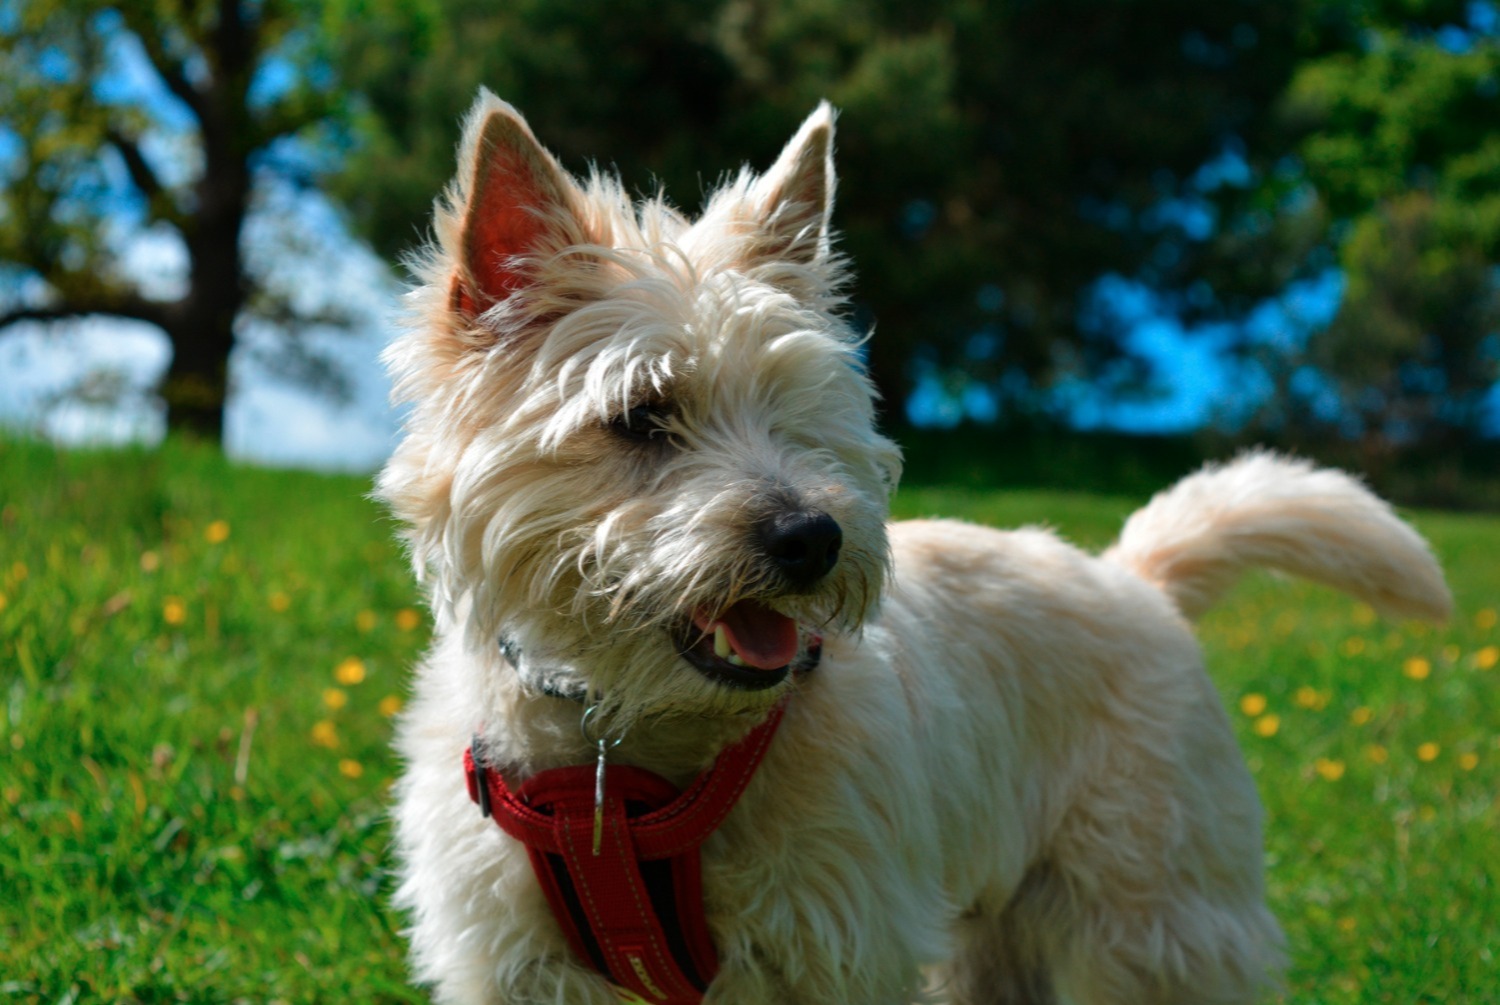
xmin=377 ymin=90 xmax=1451 ymax=1005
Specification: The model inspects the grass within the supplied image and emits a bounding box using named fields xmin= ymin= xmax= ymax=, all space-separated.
xmin=2 ymin=435 xmax=1496 ymax=1003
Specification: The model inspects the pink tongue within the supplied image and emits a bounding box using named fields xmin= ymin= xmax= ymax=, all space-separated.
xmin=694 ymin=600 xmax=799 ymax=671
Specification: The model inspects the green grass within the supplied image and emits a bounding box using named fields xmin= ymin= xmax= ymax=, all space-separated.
xmin=3 ymin=436 xmax=1496 ymax=1003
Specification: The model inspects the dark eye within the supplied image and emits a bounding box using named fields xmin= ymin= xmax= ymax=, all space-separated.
xmin=609 ymin=401 xmax=674 ymax=444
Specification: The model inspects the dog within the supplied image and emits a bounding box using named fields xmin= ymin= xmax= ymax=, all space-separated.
xmin=377 ymin=90 xmax=1452 ymax=1005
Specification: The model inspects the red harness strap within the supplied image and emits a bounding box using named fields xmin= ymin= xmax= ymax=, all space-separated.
xmin=463 ymin=704 xmax=785 ymax=1004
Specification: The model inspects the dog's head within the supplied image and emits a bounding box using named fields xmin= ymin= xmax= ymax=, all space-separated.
xmin=379 ymin=90 xmax=901 ymax=722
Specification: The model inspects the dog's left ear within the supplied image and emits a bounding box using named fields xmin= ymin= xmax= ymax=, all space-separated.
xmin=748 ymin=102 xmax=837 ymax=265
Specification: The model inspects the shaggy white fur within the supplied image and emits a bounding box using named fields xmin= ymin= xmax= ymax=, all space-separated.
xmin=378 ymin=91 xmax=1452 ymax=1005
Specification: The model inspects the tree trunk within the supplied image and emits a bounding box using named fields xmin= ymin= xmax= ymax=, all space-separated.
xmin=162 ymin=96 xmax=251 ymax=444
xmin=161 ymin=315 xmax=233 ymax=441
xmin=155 ymin=6 xmax=255 ymax=446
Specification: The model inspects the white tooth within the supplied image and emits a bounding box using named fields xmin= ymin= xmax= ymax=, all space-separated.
xmin=714 ymin=625 xmax=732 ymax=659
xmin=726 ymin=654 xmax=745 ymax=667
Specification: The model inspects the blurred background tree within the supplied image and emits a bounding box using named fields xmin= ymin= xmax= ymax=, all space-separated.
xmin=332 ymin=0 xmax=1337 ymax=419
xmin=0 ymin=0 xmax=395 ymax=440
xmin=3 ymin=0 xmax=1497 ymax=457
xmin=1268 ymin=3 xmax=1500 ymax=451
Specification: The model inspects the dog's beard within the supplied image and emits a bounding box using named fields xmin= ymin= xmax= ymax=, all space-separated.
xmin=465 ymin=479 xmax=888 ymax=728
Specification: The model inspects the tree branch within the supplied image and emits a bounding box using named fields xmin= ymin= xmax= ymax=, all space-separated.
xmin=105 ymin=129 xmax=162 ymax=200
xmin=0 ymin=296 xmax=173 ymax=334
xmin=105 ymin=128 xmax=189 ymax=229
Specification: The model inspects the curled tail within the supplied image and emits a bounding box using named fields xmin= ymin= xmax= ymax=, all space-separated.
xmin=1103 ymin=452 xmax=1451 ymax=623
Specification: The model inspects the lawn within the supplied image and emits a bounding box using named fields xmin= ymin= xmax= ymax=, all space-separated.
xmin=2 ymin=437 xmax=1495 ymax=1003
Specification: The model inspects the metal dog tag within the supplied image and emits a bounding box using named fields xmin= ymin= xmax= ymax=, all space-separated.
xmin=593 ymin=736 xmax=608 ymax=856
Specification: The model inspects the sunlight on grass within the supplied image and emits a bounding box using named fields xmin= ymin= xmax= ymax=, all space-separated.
xmin=2 ymin=437 xmax=1496 ymax=1003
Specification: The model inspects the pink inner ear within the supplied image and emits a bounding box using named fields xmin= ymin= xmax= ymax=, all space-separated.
xmin=460 ymin=141 xmax=558 ymax=311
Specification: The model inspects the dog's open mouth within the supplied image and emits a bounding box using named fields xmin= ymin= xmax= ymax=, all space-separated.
xmin=678 ymin=600 xmax=803 ymax=690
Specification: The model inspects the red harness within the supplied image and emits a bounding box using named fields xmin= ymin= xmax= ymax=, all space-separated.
xmin=463 ymin=704 xmax=785 ymax=1004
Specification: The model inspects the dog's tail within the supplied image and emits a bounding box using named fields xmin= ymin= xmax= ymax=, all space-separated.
xmin=1102 ymin=452 xmax=1451 ymax=623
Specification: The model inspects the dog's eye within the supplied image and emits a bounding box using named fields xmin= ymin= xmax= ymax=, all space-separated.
xmin=609 ymin=402 xmax=674 ymax=444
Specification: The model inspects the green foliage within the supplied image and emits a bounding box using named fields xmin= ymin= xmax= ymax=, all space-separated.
xmin=2 ymin=436 xmax=1497 ymax=1001
xmin=330 ymin=0 xmax=1321 ymax=410
xmin=1277 ymin=6 xmax=1500 ymax=443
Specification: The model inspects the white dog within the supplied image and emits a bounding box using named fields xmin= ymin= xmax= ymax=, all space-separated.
xmin=377 ymin=91 xmax=1451 ymax=1005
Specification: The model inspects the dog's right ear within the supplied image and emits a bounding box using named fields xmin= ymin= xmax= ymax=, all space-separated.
xmin=746 ymin=102 xmax=837 ymax=266
xmin=448 ymin=90 xmax=584 ymax=317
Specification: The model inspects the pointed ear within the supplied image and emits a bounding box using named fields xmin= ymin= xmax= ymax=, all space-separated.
xmin=450 ymin=90 xmax=582 ymax=315
xmin=748 ymin=102 xmax=837 ymax=265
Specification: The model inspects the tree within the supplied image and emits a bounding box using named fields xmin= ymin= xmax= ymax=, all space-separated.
xmin=0 ymin=0 xmax=358 ymax=440
xmin=1272 ymin=4 xmax=1500 ymax=446
xmin=332 ymin=0 xmax=1326 ymax=424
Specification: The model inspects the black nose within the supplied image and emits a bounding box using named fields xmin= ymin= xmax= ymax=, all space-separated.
xmin=758 ymin=509 xmax=843 ymax=588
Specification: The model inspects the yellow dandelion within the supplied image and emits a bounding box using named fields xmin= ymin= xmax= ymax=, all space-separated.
xmin=0 ymin=593 xmax=6 ymax=613
xmin=355 ymin=609 xmax=378 ymax=632
xmin=1340 ymin=637 xmax=1366 ymax=657
xmin=310 ymin=720 xmax=339 ymax=748
xmin=1419 ymin=805 xmax=1437 ymax=821
xmin=395 ymin=608 xmax=421 ymax=632
xmin=1473 ymin=646 xmax=1498 ymax=671
xmin=1403 ymin=656 xmax=1431 ymax=681
xmin=1350 ymin=706 xmax=1373 ymax=726
xmin=1477 ymin=609 xmax=1498 ymax=631
xmin=1351 ymin=603 xmax=1376 ymax=626
xmin=1314 ymin=758 xmax=1345 ymax=781
xmin=1254 ymin=714 xmax=1280 ymax=738
xmin=268 ymin=591 xmax=291 ymax=613
xmin=163 ymin=597 xmax=187 ymax=626
xmin=1458 ymin=752 xmax=1479 ymax=771
xmin=378 ymin=694 xmax=403 ymax=717
xmin=1239 ymin=693 xmax=1267 ymax=717
xmin=338 ymin=759 xmax=364 ymax=779
xmin=1294 ymin=686 xmax=1329 ymax=710
xmin=322 ymin=687 xmax=348 ymax=710
xmin=11 ymin=561 xmax=28 ymax=582
xmin=204 ymin=520 xmax=230 ymax=544
xmin=1367 ymin=744 xmax=1389 ymax=764
xmin=1417 ymin=742 xmax=1440 ymax=762
xmin=1337 ymin=917 xmax=1357 ymax=933
xmin=335 ymin=657 xmax=367 ymax=686
xmin=139 ymin=550 xmax=160 ymax=572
